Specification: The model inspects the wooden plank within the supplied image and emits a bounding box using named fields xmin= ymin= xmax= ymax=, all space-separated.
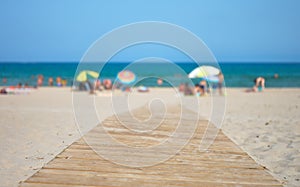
xmin=20 ymin=106 xmax=282 ymax=187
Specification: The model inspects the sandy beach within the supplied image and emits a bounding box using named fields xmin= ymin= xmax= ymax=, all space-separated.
xmin=0 ymin=87 xmax=299 ymax=187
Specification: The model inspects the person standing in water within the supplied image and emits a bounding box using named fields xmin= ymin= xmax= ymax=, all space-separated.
xmin=157 ymin=78 xmax=163 ymax=86
xmin=48 ymin=77 xmax=53 ymax=86
xmin=37 ymin=75 xmax=44 ymax=87
xmin=56 ymin=77 xmax=62 ymax=87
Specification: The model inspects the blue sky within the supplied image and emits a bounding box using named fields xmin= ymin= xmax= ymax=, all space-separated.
xmin=0 ymin=0 xmax=299 ymax=62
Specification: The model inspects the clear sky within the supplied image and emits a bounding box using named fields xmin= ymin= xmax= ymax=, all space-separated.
xmin=0 ymin=0 xmax=299 ymax=62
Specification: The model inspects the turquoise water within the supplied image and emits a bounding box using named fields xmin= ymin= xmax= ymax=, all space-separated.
xmin=0 ymin=62 xmax=300 ymax=87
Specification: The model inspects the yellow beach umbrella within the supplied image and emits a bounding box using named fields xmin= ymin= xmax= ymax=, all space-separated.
xmin=76 ymin=70 xmax=99 ymax=82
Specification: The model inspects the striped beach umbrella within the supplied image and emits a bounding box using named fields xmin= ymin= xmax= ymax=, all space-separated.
xmin=117 ymin=70 xmax=136 ymax=84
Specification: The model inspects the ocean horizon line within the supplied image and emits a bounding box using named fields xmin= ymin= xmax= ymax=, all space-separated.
xmin=0 ymin=61 xmax=300 ymax=64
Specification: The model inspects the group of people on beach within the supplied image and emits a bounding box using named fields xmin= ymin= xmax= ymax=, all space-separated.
xmin=0 ymin=74 xmax=71 ymax=94
xmin=38 ymin=75 xmax=68 ymax=87
xmin=78 ymin=79 xmax=113 ymax=94
xmin=1 ymin=72 xmax=268 ymax=95
xmin=179 ymin=72 xmax=225 ymax=96
xmin=178 ymin=73 xmax=267 ymax=96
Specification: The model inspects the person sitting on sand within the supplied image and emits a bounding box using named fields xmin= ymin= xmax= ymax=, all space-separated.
xmin=199 ymin=80 xmax=207 ymax=94
xmin=183 ymin=83 xmax=193 ymax=96
xmin=195 ymin=82 xmax=207 ymax=96
xmin=194 ymin=84 xmax=201 ymax=96
xmin=103 ymin=79 xmax=112 ymax=90
xmin=24 ymin=83 xmax=30 ymax=88
xmin=253 ymin=77 xmax=265 ymax=92
xmin=178 ymin=83 xmax=185 ymax=93
xmin=0 ymin=88 xmax=7 ymax=94
xmin=17 ymin=82 xmax=22 ymax=89
xmin=179 ymin=83 xmax=193 ymax=95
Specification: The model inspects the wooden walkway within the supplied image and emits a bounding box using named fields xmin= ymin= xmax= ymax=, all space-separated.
xmin=20 ymin=106 xmax=282 ymax=187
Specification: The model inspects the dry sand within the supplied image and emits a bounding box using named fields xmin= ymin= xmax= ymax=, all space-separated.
xmin=0 ymin=87 xmax=299 ymax=187
xmin=222 ymin=88 xmax=300 ymax=187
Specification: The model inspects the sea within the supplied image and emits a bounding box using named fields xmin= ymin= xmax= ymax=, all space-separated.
xmin=0 ymin=62 xmax=300 ymax=88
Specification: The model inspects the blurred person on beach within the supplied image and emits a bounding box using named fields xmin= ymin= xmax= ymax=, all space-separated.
xmin=253 ymin=77 xmax=265 ymax=92
xmin=56 ymin=77 xmax=62 ymax=87
xmin=24 ymin=83 xmax=29 ymax=88
xmin=78 ymin=82 xmax=85 ymax=91
xmin=37 ymin=75 xmax=43 ymax=87
xmin=199 ymin=80 xmax=207 ymax=95
xmin=194 ymin=84 xmax=202 ymax=96
xmin=0 ymin=88 xmax=7 ymax=94
xmin=179 ymin=83 xmax=185 ymax=93
xmin=61 ymin=79 xmax=67 ymax=87
xmin=194 ymin=81 xmax=206 ymax=96
xmin=157 ymin=78 xmax=163 ymax=86
xmin=103 ymin=79 xmax=112 ymax=90
xmin=94 ymin=79 xmax=102 ymax=91
xmin=179 ymin=82 xmax=202 ymax=96
xmin=218 ymin=72 xmax=224 ymax=95
xmin=124 ymin=87 xmax=132 ymax=92
xmin=85 ymin=81 xmax=94 ymax=94
xmin=48 ymin=77 xmax=54 ymax=86
xmin=183 ymin=83 xmax=193 ymax=95
xmin=246 ymin=76 xmax=265 ymax=92
xmin=17 ymin=82 xmax=22 ymax=89
xmin=113 ymin=82 xmax=122 ymax=90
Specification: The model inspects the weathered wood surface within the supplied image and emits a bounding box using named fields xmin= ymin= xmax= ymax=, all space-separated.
xmin=20 ymin=106 xmax=282 ymax=187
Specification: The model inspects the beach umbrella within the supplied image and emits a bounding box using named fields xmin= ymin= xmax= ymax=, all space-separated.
xmin=76 ymin=70 xmax=99 ymax=82
xmin=188 ymin=66 xmax=220 ymax=78
xmin=117 ymin=70 xmax=136 ymax=84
